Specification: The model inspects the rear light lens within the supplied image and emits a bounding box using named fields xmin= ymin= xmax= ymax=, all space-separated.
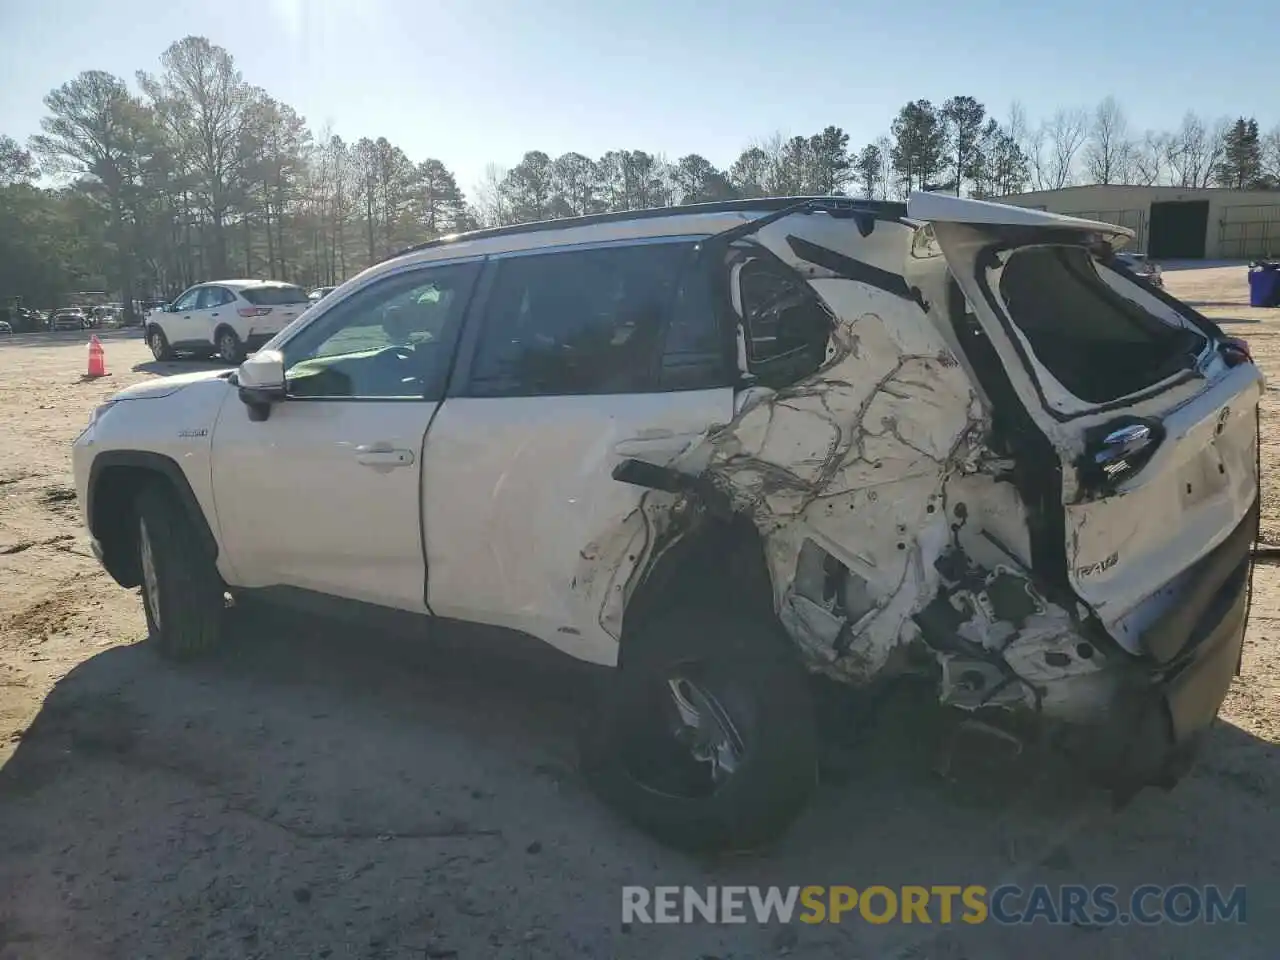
xmin=238 ymin=306 xmax=272 ymax=318
xmin=1220 ymin=337 xmax=1252 ymax=367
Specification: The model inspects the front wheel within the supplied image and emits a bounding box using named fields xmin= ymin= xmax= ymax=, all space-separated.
xmin=216 ymin=328 xmax=244 ymax=364
xmin=135 ymin=483 xmax=225 ymax=659
xmin=580 ymin=607 xmax=818 ymax=852
xmin=148 ymin=326 xmax=173 ymax=361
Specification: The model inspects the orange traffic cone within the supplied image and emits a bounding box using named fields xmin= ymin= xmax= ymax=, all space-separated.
xmin=86 ymin=335 xmax=108 ymax=378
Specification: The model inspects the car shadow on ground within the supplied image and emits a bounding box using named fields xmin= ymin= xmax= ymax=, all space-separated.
xmin=0 ymin=610 xmax=1276 ymax=959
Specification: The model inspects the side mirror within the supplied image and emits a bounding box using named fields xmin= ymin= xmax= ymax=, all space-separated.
xmin=237 ymin=349 xmax=287 ymax=422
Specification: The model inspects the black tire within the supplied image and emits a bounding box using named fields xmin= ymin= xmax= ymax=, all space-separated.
xmin=135 ymin=483 xmax=224 ymax=659
xmin=580 ymin=606 xmax=818 ymax=852
xmin=215 ymin=327 xmax=244 ymax=364
xmin=148 ymin=326 xmax=173 ymax=361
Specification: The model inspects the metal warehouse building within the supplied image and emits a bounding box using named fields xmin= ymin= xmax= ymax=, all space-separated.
xmin=991 ymin=185 xmax=1280 ymax=260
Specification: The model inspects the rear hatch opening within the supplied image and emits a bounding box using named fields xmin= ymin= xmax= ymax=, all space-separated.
xmin=984 ymin=244 xmax=1208 ymax=408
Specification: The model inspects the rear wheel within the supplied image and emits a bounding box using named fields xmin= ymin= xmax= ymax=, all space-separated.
xmin=136 ymin=483 xmax=224 ymax=659
xmin=581 ymin=607 xmax=818 ymax=852
xmin=216 ymin=328 xmax=244 ymax=364
xmin=148 ymin=326 xmax=172 ymax=361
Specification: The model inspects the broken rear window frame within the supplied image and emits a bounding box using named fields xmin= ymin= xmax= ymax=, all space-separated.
xmin=971 ymin=241 xmax=1214 ymax=423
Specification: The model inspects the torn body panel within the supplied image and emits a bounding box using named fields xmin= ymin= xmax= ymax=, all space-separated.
xmin=578 ymin=202 xmax=1257 ymax=794
xmin=689 ymin=280 xmax=984 ymax=681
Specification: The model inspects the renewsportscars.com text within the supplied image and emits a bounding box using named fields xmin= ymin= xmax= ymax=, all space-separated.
xmin=621 ymin=884 xmax=1247 ymax=927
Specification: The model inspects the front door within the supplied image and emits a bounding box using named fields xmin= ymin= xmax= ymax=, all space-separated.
xmin=210 ymin=259 xmax=482 ymax=611
xmin=421 ymin=239 xmax=736 ymax=664
xmin=166 ymin=286 xmax=204 ymax=345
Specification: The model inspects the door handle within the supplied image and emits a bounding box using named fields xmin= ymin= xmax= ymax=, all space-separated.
xmin=211 ymin=313 xmax=219 ymax=318
xmin=355 ymin=443 xmax=415 ymax=468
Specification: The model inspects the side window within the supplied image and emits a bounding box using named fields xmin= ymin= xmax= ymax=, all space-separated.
xmin=196 ymin=287 xmax=228 ymax=309
xmin=172 ymin=288 xmax=201 ymax=312
xmin=280 ymin=261 xmax=480 ymax=400
xmin=467 ymin=242 xmax=692 ymax=398
xmin=658 ymin=263 xmax=731 ymax=390
xmin=733 ymin=256 xmax=832 ymax=389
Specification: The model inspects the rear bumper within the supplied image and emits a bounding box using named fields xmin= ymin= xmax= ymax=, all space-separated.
xmin=1063 ymin=503 xmax=1255 ymax=793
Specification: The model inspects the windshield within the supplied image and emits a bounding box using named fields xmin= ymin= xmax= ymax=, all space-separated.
xmin=241 ymin=285 xmax=309 ymax=306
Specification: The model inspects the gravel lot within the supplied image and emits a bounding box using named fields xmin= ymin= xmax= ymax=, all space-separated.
xmin=1 ymin=268 xmax=1278 ymax=959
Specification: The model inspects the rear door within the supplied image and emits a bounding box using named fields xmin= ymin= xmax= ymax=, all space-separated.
xmin=421 ymin=237 xmax=736 ymax=665
xmin=909 ymin=193 xmax=1262 ymax=649
xmin=195 ymin=286 xmax=234 ymax=343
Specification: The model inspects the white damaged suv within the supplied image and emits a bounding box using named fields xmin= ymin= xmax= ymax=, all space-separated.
xmin=74 ymin=193 xmax=1261 ymax=850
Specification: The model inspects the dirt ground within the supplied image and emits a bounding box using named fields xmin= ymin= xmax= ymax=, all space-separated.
xmin=1 ymin=268 xmax=1278 ymax=959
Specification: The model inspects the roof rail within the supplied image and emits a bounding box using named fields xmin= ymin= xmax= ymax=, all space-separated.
xmin=380 ymin=196 xmax=910 ymax=264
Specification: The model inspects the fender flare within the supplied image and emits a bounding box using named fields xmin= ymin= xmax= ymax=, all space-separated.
xmin=87 ymin=450 xmax=219 ymax=563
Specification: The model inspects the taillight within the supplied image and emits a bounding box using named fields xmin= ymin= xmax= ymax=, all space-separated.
xmin=1220 ymin=337 xmax=1252 ymax=367
xmin=238 ymin=306 xmax=272 ymax=318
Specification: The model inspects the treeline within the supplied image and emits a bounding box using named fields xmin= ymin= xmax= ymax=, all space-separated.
xmin=2 ymin=35 xmax=1279 ymax=312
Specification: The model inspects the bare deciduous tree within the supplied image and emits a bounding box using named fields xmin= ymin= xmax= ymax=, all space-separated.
xmin=1129 ymin=131 xmax=1167 ymax=185
xmin=1084 ymin=96 xmax=1133 ymax=185
xmin=1262 ymin=125 xmax=1280 ymax=185
xmin=473 ymin=162 xmax=510 ymax=227
xmin=1040 ymin=108 xmax=1089 ymax=190
xmin=1164 ymin=113 xmax=1228 ymax=188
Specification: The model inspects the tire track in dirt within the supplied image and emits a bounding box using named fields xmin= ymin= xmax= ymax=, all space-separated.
xmin=1 ymin=535 xmax=74 ymax=556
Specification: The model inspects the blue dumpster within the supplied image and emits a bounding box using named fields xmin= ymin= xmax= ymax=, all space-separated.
xmin=1249 ymin=261 xmax=1280 ymax=307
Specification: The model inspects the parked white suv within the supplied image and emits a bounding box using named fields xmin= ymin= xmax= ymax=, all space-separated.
xmin=74 ymin=193 xmax=1261 ymax=851
xmin=146 ymin=280 xmax=312 ymax=364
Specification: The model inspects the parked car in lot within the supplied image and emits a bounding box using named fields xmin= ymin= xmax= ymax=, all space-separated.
xmin=1113 ymin=250 xmax=1163 ymax=287
xmin=144 ymin=280 xmax=312 ymax=363
xmin=139 ymin=300 xmax=167 ymax=322
xmin=8 ymin=308 xmax=50 ymax=332
xmin=0 ymin=319 xmax=12 ymax=334
xmin=50 ymin=308 xmax=88 ymax=330
xmin=74 ymin=194 xmax=1262 ymax=851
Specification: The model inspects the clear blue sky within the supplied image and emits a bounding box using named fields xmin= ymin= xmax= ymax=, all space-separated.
xmin=1 ymin=0 xmax=1275 ymax=195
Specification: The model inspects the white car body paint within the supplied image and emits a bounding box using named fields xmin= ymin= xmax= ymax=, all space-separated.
xmin=931 ymin=218 xmax=1262 ymax=655
xmin=73 ymin=373 xmax=237 ymax=583
xmin=422 ymin=389 xmax=733 ymax=665
xmin=148 ymin=280 xmax=309 ymax=357
xmin=72 ymin=192 xmax=1263 ymax=737
xmin=209 ymin=390 xmax=436 ymax=612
